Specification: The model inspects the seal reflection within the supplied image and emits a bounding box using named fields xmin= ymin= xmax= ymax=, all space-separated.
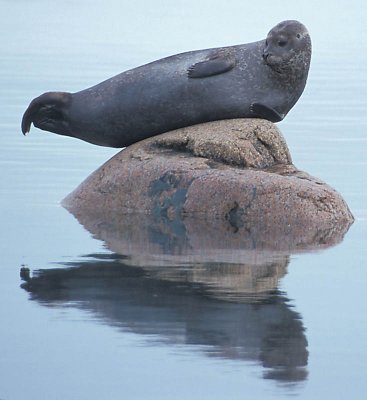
xmin=21 ymin=254 xmax=307 ymax=383
xmin=20 ymin=210 xmax=351 ymax=384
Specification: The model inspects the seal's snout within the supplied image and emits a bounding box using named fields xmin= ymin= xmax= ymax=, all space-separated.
xmin=263 ymin=51 xmax=270 ymax=62
xmin=263 ymin=50 xmax=275 ymax=66
xmin=21 ymin=92 xmax=71 ymax=136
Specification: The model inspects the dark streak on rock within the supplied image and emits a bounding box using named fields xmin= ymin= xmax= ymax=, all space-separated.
xmin=225 ymin=187 xmax=257 ymax=232
xmin=225 ymin=202 xmax=245 ymax=232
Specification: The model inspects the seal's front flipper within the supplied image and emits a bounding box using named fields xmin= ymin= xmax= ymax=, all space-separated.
xmin=250 ymin=103 xmax=284 ymax=123
xmin=188 ymin=51 xmax=236 ymax=78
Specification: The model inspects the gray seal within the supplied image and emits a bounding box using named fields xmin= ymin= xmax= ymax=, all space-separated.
xmin=21 ymin=20 xmax=311 ymax=148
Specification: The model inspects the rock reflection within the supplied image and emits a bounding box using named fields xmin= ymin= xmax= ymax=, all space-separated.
xmin=21 ymin=209 xmax=351 ymax=384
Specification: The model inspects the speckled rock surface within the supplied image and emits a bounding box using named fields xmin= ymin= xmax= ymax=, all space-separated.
xmin=63 ymin=119 xmax=354 ymax=231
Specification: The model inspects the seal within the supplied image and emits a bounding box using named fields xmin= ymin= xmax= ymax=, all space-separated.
xmin=21 ymin=20 xmax=311 ymax=148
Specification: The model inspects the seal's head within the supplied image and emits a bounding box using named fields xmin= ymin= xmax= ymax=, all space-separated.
xmin=263 ymin=20 xmax=311 ymax=76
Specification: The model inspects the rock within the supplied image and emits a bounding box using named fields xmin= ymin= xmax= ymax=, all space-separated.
xmin=61 ymin=119 xmax=353 ymax=301
xmin=63 ymin=119 xmax=354 ymax=232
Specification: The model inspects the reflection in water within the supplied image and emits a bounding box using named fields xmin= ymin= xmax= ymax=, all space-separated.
xmin=21 ymin=255 xmax=307 ymax=383
xmin=21 ymin=209 xmax=351 ymax=384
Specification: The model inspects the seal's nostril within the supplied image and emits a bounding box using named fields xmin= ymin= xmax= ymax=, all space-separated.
xmin=263 ymin=52 xmax=270 ymax=62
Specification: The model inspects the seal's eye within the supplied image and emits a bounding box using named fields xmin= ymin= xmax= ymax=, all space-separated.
xmin=296 ymin=33 xmax=301 ymax=39
xmin=278 ymin=40 xmax=287 ymax=47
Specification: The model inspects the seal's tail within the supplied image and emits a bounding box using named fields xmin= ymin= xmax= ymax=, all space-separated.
xmin=21 ymin=91 xmax=71 ymax=135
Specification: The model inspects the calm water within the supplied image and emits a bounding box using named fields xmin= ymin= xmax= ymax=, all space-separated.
xmin=1 ymin=1 xmax=367 ymax=399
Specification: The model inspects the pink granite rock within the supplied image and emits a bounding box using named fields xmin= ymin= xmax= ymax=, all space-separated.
xmin=63 ymin=118 xmax=353 ymax=233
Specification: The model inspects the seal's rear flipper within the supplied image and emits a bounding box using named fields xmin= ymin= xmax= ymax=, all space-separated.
xmin=250 ymin=103 xmax=284 ymax=123
xmin=188 ymin=50 xmax=236 ymax=78
xmin=21 ymin=92 xmax=71 ymax=136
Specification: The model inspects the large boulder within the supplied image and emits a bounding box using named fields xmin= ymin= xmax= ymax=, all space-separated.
xmin=63 ymin=119 xmax=353 ymax=231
